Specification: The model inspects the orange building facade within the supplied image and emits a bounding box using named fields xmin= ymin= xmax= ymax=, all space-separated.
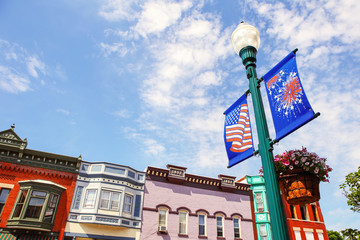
xmin=283 ymin=200 xmax=328 ymax=240
xmin=0 ymin=126 xmax=81 ymax=240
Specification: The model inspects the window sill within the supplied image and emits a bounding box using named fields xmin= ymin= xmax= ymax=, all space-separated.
xmin=157 ymin=231 xmax=168 ymax=235
xmin=178 ymin=234 xmax=188 ymax=238
xmin=198 ymin=236 xmax=208 ymax=239
xmin=216 ymin=237 xmax=226 ymax=240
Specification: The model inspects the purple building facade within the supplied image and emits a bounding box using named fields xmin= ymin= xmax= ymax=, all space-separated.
xmin=141 ymin=165 xmax=256 ymax=240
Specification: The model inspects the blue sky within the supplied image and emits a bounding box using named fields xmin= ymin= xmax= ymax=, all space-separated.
xmin=1 ymin=0 xmax=359 ymax=231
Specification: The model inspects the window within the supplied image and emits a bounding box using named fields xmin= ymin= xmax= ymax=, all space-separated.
xmin=198 ymin=213 xmax=206 ymax=236
xmin=81 ymin=164 xmax=89 ymax=171
xmin=290 ymin=205 xmax=296 ymax=219
xmin=255 ymin=193 xmax=264 ymax=212
xmin=13 ymin=190 xmax=28 ymax=217
xmin=127 ymin=171 xmax=135 ymax=179
xmin=43 ymin=194 xmax=59 ymax=223
xmin=294 ymin=230 xmax=302 ymax=240
xmin=0 ymin=188 xmax=10 ymax=214
xmin=123 ymin=194 xmax=133 ymax=213
xmin=317 ymin=232 xmax=324 ymax=240
xmin=259 ymin=224 xmax=268 ymax=240
xmin=311 ymin=204 xmax=318 ymax=221
xmin=216 ymin=215 xmax=224 ymax=237
xmin=179 ymin=211 xmax=188 ymax=235
xmin=24 ymin=190 xmax=47 ymax=219
xmin=99 ymin=190 xmax=121 ymax=211
xmin=91 ymin=165 xmax=102 ymax=172
xmin=72 ymin=186 xmax=84 ymax=210
xmin=105 ymin=166 xmax=125 ymax=175
xmin=8 ymin=180 xmax=64 ymax=230
xmin=233 ymin=218 xmax=241 ymax=238
xmin=300 ymin=205 xmax=308 ymax=220
xmin=158 ymin=208 xmax=168 ymax=232
xmin=305 ymin=231 xmax=314 ymax=240
xmin=138 ymin=174 xmax=144 ymax=181
xmin=84 ymin=189 xmax=97 ymax=208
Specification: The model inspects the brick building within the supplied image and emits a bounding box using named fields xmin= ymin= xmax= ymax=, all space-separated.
xmin=0 ymin=125 xmax=81 ymax=240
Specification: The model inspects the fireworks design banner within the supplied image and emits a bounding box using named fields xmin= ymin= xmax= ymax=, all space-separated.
xmin=263 ymin=51 xmax=316 ymax=141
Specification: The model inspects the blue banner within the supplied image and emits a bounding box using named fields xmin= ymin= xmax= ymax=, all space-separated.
xmin=224 ymin=94 xmax=254 ymax=168
xmin=263 ymin=51 xmax=316 ymax=141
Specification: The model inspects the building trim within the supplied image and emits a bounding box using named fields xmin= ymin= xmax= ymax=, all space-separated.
xmin=63 ymin=232 xmax=135 ymax=240
xmin=146 ymin=166 xmax=250 ymax=195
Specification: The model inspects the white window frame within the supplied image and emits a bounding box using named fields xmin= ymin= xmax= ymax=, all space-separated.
xmin=233 ymin=217 xmax=241 ymax=239
xmin=294 ymin=230 xmax=302 ymax=240
xmin=255 ymin=192 xmax=264 ymax=212
xmin=305 ymin=231 xmax=315 ymax=240
xmin=178 ymin=210 xmax=188 ymax=235
xmin=99 ymin=189 xmax=121 ymax=211
xmin=216 ymin=214 xmax=225 ymax=237
xmin=83 ymin=189 xmax=97 ymax=208
xmin=158 ymin=207 xmax=168 ymax=232
xmin=317 ymin=232 xmax=324 ymax=240
xmin=259 ymin=224 xmax=268 ymax=240
xmin=123 ymin=194 xmax=133 ymax=213
xmin=198 ymin=213 xmax=207 ymax=236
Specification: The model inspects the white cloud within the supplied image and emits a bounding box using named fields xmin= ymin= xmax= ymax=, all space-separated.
xmin=0 ymin=65 xmax=31 ymax=93
xmin=98 ymin=0 xmax=138 ymax=21
xmin=100 ymin=42 xmax=129 ymax=57
xmin=27 ymin=56 xmax=46 ymax=78
xmin=133 ymin=0 xmax=193 ymax=37
xmin=143 ymin=138 xmax=166 ymax=155
xmin=112 ymin=109 xmax=130 ymax=118
xmin=0 ymin=39 xmax=47 ymax=93
xmin=56 ymin=109 xmax=70 ymax=115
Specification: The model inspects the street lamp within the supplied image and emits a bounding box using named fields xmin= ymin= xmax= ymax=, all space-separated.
xmin=231 ymin=22 xmax=289 ymax=239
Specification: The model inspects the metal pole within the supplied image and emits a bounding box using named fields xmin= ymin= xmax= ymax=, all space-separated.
xmin=239 ymin=46 xmax=289 ymax=240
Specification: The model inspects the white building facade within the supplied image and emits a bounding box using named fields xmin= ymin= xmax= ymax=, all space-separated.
xmin=64 ymin=161 xmax=145 ymax=240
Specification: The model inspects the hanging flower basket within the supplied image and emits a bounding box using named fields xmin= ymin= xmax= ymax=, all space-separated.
xmin=278 ymin=169 xmax=320 ymax=205
xmin=259 ymin=147 xmax=332 ymax=205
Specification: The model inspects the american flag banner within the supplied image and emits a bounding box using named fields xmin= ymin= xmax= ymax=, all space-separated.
xmin=263 ymin=50 xmax=317 ymax=141
xmin=224 ymin=94 xmax=254 ymax=168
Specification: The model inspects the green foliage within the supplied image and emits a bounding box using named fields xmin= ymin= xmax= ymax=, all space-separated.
xmin=327 ymin=230 xmax=344 ymax=240
xmin=340 ymin=228 xmax=360 ymax=240
xmin=340 ymin=166 xmax=360 ymax=213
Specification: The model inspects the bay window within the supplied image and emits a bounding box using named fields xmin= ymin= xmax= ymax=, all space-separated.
xmin=7 ymin=180 xmax=64 ymax=231
xmin=99 ymin=189 xmax=121 ymax=211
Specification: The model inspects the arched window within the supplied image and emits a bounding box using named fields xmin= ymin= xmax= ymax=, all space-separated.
xmin=233 ymin=216 xmax=241 ymax=239
xmin=216 ymin=214 xmax=225 ymax=237
xmin=158 ymin=207 xmax=168 ymax=232
xmin=178 ymin=210 xmax=188 ymax=235
xmin=198 ymin=212 xmax=207 ymax=237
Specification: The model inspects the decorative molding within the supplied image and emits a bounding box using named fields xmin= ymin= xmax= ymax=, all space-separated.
xmin=146 ymin=166 xmax=250 ymax=194
xmin=0 ymin=162 xmax=76 ymax=180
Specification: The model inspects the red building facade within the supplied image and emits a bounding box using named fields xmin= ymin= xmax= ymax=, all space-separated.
xmin=0 ymin=126 xmax=81 ymax=240
xmin=283 ymin=200 xmax=328 ymax=240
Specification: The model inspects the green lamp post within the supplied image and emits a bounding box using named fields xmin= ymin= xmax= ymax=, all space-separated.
xmin=231 ymin=22 xmax=289 ymax=239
